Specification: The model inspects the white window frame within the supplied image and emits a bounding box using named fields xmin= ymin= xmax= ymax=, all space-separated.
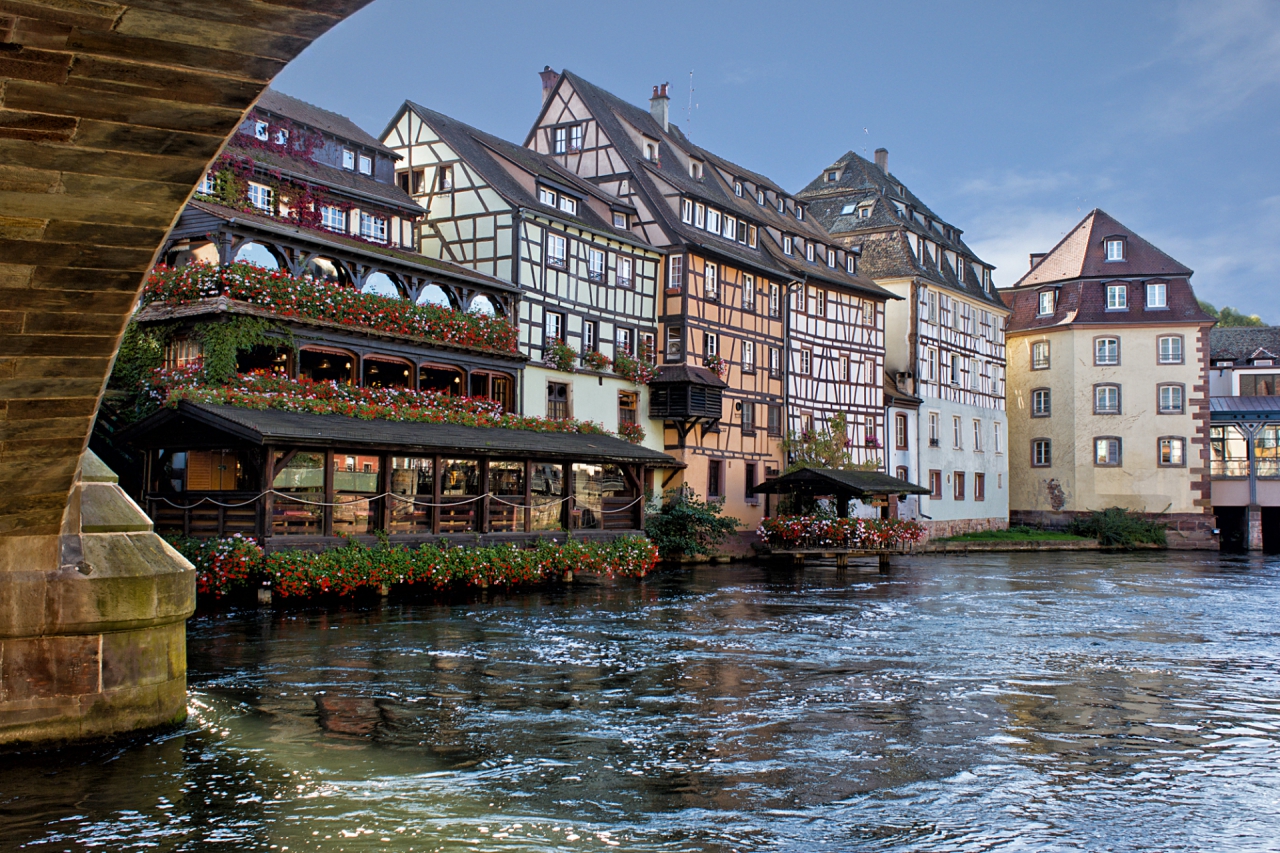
xmin=359 ymin=212 xmax=387 ymax=242
xmin=704 ymin=331 xmax=718 ymax=358
xmin=546 ymin=233 xmax=567 ymax=268
xmin=1106 ymin=283 xmax=1128 ymax=310
xmin=569 ymin=123 xmax=583 ymax=152
xmin=742 ymin=274 xmax=755 ymax=310
xmin=558 ymin=196 xmax=577 ymax=215
xmin=1095 ymin=384 xmax=1120 ymax=414
xmin=342 ymin=148 xmax=355 ymax=170
xmin=839 ymin=355 xmax=850 ymax=381
xmin=197 ymin=172 xmax=215 ymax=195
xmin=617 ymin=256 xmax=633 ymax=287
xmin=706 ymin=208 xmax=721 ymax=234
xmin=1158 ymin=335 xmax=1183 ymax=364
xmin=994 ymin=422 xmax=1002 ymax=454
xmin=1032 ymin=340 xmax=1050 ymax=370
xmin=358 ymin=154 xmax=372 ymax=176
xmin=953 ymin=415 xmax=963 ymax=449
xmin=553 ymin=126 xmax=567 ymax=154
xmin=1038 ymin=290 xmax=1055 ymax=316
xmin=783 ymin=236 xmax=793 ymax=255
xmin=588 ymin=248 xmax=605 ymax=282
xmin=1032 ymin=388 xmax=1051 ymax=416
xmin=321 ymin=205 xmax=346 ymax=232
xmin=1033 ymin=439 xmax=1051 ymax=467
xmin=973 ymin=419 xmax=982 ymax=452
xmin=247 ymin=182 xmax=272 ymax=212
xmin=1105 ymin=238 xmax=1125 ymax=261
xmin=799 ymin=349 xmax=811 ymax=375
xmin=806 ymin=242 xmax=815 ymax=263
xmin=254 ymin=120 xmax=269 ymax=141
xmin=681 ymin=198 xmax=693 ymax=224
xmin=1147 ymin=282 xmax=1167 ymax=308
xmin=1095 ymin=337 xmax=1120 ymax=366
xmin=616 ymin=326 xmax=634 ymax=356
xmin=742 ymin=340 xmax=755 ymax=371
xmin=545 ymin=311 xmax=564 ymax=342
xmin=539 ymin=187 xmax=557 ymax=207
xmin=1159 ymin=384 xmax=1184 ymax=414
xmin=694 ymin=203 xmax=705 ymax=229
xmin=704 ymin=262 xmax=718 ymax=301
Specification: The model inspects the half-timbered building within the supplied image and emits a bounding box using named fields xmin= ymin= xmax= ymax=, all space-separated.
xmin=379 ymin=101 xmax=665 ymax=450
xmin=800 ymin=149 xmax=1009 ymax=537
xmin=526 ymin=70 xmax=893 ymax=525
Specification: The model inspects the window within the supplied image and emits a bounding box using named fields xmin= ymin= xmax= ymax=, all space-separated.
xmin=642 ymin=332 xmax=655 ymax=358
xmin=694 ymin=203 xmax=705 ymax=229
xmin=1106 ymin=283 xmax=1127 ymax=310
xmin=1147 ymin=282 xmax=1167 ymax=308
xmin=768 ymin=405 xmax=782 ymax=436
xmin=827 ymin=249 xmax=836 ymax=268
xmin=618 ymin=391 xmax=637 ymax=426
xmin=927 ymin=348 xmax=937 ymax=381
xmin=737 ymin=218 xmax=748 ymax=245
xmin=769 ymin=283 xmax=781 ymax=318
xmin=1105 ymin=237 xmax=1125 ymax=261
xmin=665 ymin=326 xmax=683 ymax=360
xmin=974 ymin=473 xmax=985 ymax=501
xmin=342 ymin=148 xmax=355 ymax=170
xmin=546 ymin=234 xmax=567 ymax=268
xmin=588 ymin=248 xmax=605 ymax=281
xmin=1158 ymin=383 xmax=1184 ymax=414
xmin=929 ymin=470 xmax=943 ymax=499
xmin=748 ymin=225 xmax=758 ymax=248
xmin=553 ymin=126 xmax=567 ymax=154
xmin=799 ymin=349 xmax=811 ymax=375
xmin=1032 ymin=341 xmax=1050 ymax=370
xmin=734 ymin=181 xmax=743 ymax=197
xmin=690 ymin=161 xmax=703 ymax=179
xmin=247 ymin=182 xmax=272 ymax=211
xmin=559 ymin=195 xmax=577 ymax=215
xmin=547 ymin=382 xmax=569 ymax=420
xmin=742 ymin=340 xmax=755 ymax=372
xmin=254 ymin=120 xmax=269 ymax=141
xmin=616 ymin=327 xmax=634 ymax=356
xmin=1032 ymin=439 xmax=1051 ymax=467
xmin=706 ymin=208 xmax=721 ymax=233
xmin=1158 ymin=335 xmax=1183 ymax=364
xmin=973 ymin=419 xmax=982 ymax=452
xmin=197 ymin=172 xmax=215 ymax=194
xmin=569 ymin=124 xmax=583 ymax=151
xmin=994 ymin=422 xmax=1002 ymax=454
xmin=827 ymin=170 xmax=839 ymax=182
xmin=742 ymin=401 xmax=755 ymax=433
xmin=811 ymin=288 xmax=826 ymax=316
xmin=1095 ymin=384 xmax=1120 ymax=414
xmin=953 ymin=415 xmax=963 ymax=449
xmin=744 ymin=461 xmax=757 ymax=502
xmin=723 ymin=217 xmax=736 ymax=241
xmin=1159 ymin=436 xmax=1186 ymax=467
xmin=359 ymin=212 xmax=387 ymax=242
xmin=950 ymin=353 xmax=961 ymax=386
xmin=757 ymin=189 xmax=765 ymax=205
xmin=704 ymin=262 xmax=719 ymax=301
xmin=544 ymin=311 xmax=564 ymax=343
xmin=839 ymin=355 xmax=850 ymax=381
xmin=769 ymin=346 xmax=781 ymax=377
xmin=929 ymin=412 xmax=940 ymax=446
xmin=797 ymin=206 xmax=805 ymax=221
xmin=783 ymin=236 xmax=793 ymax=255
xmin=704 ymin=331 xmax=718 ymax=358
xmin=927 ymin=291 xmax=938 ymax=323
xmin=538 ymin=187 xmax=556 ymax=207
xmin=617 ymin=256 xmax=633 ymax=288
xmin=1095 ymin=437 xmax=1121 ymax=466
xmin=1095 ymin=337 xmax=1119 ymax=365
xmin=742 ymin=274 xmax=755 ymax=310
xmin=1038 ymin=290 xmax=1055 ymax=315
xmin=1032 ymin=388 xmax=1051 ymax=417
xmin=969 ymin=358 xmax=981 ymax=390
xmin=645 ymin=143 xmax=656 ymax=161
xmin=847 ymin=255 xmax=856 ymax=275
xmin=895 ymin=413 xmax=908 ymax=450
xmin=777 ymin=197 xmax=785 ymax=214
xmin=806 ymin=242 xmax=815 ymax=263
xmin=707 ymin=460 xmax=723 ymax=499
xmin=613 ymin=211 xmax=627 ymax=229
xmin=358 ymin=154 xmax=372 ymax=175
xmin=668 ymin=255 xmax=684 ymax=291
xmin=954 ymin=471 xmax=966 ymax=501
xmin=437 ymin=166 xmax=453 ymax=190
xmin=680 ymin=198 xmax=693 ymax=224
xmin=319 ymin=205 xmax=346 ymax=233
xmin=583 ymin=320 xmax=597 ymax=352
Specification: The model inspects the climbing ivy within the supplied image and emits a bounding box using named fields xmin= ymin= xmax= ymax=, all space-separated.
xmin=196 ymin=316 xmax=294 ymax=385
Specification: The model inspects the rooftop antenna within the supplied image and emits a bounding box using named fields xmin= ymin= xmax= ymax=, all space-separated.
xmin=687 ymin=70 xmax=695 ymax=135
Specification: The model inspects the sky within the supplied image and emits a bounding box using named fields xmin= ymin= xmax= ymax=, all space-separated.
xmin=274 ymin=0 xmax=1280 ymax=319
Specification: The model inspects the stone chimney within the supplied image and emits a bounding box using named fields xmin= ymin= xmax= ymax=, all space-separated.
xmin=650 ymin=82 xmax=670 ymax=132
xmin=539 ymin=66 xmax=560 ymax=104
xmin=1029 ymin=252 xmax=1047 ymax=270
xmin=874 ymin=147 xmax=888 ymax=173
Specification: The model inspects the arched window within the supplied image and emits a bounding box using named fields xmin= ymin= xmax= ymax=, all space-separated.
xmin=469 ymin=370 xmax=514 ymax=411
xmin=297 ymin=346 xmax=355 ymax=385
xmin=468 ymin=294 xmax=500 ymax=316
xmin=416 ymin=284 xmax=453 ymax=309
xmin=419 ymin=363 xmax=464 ymax=396
xmin=361 ymin=271 xmax=402 ymax=298
xmin=361 ymin=355 xmax=412 ymax=388
xmin=305 ymin=256 xmax=346 ymax=285
xmin=233 ymin=241 xmax=283 ymax=270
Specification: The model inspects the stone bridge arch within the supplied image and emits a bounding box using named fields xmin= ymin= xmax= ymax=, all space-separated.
xmin=0 ymin=0 xmax=374 ymax=745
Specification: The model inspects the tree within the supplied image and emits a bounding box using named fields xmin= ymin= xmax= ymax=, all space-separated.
xmin=644 ymin=485 xmax=740 ymax=561
xmin=780 ymin=412 xmax=880 ymax=473
xmin=1199 ymin=300 xmax=1266 ymax=327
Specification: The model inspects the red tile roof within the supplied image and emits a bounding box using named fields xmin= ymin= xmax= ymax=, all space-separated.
xmin=1011 ymin=209 xmax=1192 ymax=288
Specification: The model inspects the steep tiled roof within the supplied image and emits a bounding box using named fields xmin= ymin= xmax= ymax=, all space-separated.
xmin=547 ymin=71 xmax=892 ymax=299
xmin=257 ymin=89 xmax=396 ymax=156
xmin=1002 ymin=275 xmax=1213 ymax=332
xmin=798 ymin=150 xmax=1004 ymax=310
xmin=226 ymin=140 xmax=419 ymax=213
xmin=1010 ymin=209 xmax=1193 ymax=288
xmin=1209 ymin=327 xmax=1280 ymax=362
xmin=398 ymin=101 xmax=644 ymax=246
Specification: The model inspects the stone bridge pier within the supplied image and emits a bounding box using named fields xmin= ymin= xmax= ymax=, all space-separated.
xmin=0 ymin=0 xmax=371 ymax=747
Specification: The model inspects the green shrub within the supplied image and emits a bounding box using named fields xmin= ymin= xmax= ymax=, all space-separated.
xmin=1068 ymin=507 xmax=1167 ymax=548
xmin=644 ymin=485 xmax=740 ymax=560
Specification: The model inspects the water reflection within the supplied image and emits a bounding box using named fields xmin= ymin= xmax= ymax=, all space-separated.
xmin=2 ymin=553 xmax=1280 ymax=851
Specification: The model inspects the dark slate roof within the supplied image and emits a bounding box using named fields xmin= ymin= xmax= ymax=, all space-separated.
xmin=1002 ymin=274 xmax=1213 ymax=332
xmin=257 ymin=89 xmax=396 ymax=156
xmin=227 ymin=140 xmax=419 ymax=213
xmin=546 ymin=72 xmax=893 ymax=299
xmin=751 ymin=466 xmax=930 ymax=496
xmin=184 ymin=200 xmax=518 ymax=293
xmin=127 ymin=402 xmax=680 ymax=466
xmin=1011 ymin=209 xmax=1193 ymax=288
xmin=1209 ymin=327 xmax=1280 ymax=362
xmin=1210 ymin=396 xmax=1280 ymax=420
xmin=797 ymin=150 xmax=1005 ymax=310
xmin=396 ymin=101 xmax=646 ymax=247
xmin=650 ymin=364 xmax=729 ymax=387
xmin=884 ymin=372 xmax=922 ymax=408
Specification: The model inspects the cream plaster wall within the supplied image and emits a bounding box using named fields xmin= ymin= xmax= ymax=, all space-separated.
xmin=522 ymin=365 xmax=663 ymax=453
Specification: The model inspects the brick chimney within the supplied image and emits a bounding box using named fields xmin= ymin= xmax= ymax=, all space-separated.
xmin=874 ymin=147 xmax=888 ymax=173
xmin=650 ymin=82 xmax=670 ymax=133
xmin=539 ymin=66 xmax=560 ymax=104
xmin=1029 ymin=252 xmax=1047 ymax=270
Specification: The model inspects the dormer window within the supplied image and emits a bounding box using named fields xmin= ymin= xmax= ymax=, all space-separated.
xmin=826 ymin=170 xmax=839 ymax=182
xmin=690 ymin=161 xmax=703 ymax=179
xmin=254 ymin=120 xmax=269 ymax=141
xmin=680 ymin=198 xmax=693 ymax=224
xmin=757 ymin=189 xmax=765 ymax=205
xmin=982 ymin=268 xmax=991 ymax=292
xmin=438 ymin=165 xmax=453 ymax=191
xmin=805 ymin=243 xmax=815 ymax=263
xmin=358 ymin=154 xmax=372 ymax=175
xmin=827 ymin=249 xmax=836 ymax=268
xmin=796 ymin=206 xmax=804 ymax=221
xmin=783 ymin=236 xmax=794 ymax=255
xmin=613 ymin=211 xmax=627 ymax=228
xmin=342 ymin=148 xmax=355 ymax=170
xmin=777 ymin=197 xmax=785 ymax=214
xmin=273 ymin=128 xmax=288 ymax=146
xmin=1146 ymin=282 xmax=1167 ymax=308
xmin=1106 ymin=283 xmax=1128 ymax=310
xmin=734 ymin=181 xmax=743 ymax=197
xmin=645 ymin=142 xmax=656 ymax=161
xmin=846 ymin=255 xmax=856 ymax=275
xmin=694 ymin=203 xmax=705 ymax=229
xmin=197 ymin=172 xmax=215 ymax=195
xmin=620 ymin=179 xmax=630 ymax=195
xmin=539 ymin=187 xmax=556 ymax=207
xmin=558 ymin=195 xmax=577 ymax=215
xmin=1105 ymin=237 xmax=1126 ymax=261
xmin=1038 ymin=290 xmax=1055 ymax=316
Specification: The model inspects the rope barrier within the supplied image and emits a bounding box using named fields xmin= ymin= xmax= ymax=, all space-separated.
xmin=150 ymin=490 xmax=647 ymax=513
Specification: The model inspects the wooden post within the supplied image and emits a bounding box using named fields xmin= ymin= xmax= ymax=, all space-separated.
xmin=524 ymin=459 xmax=533 ymax=534
xmin=262 ymin=445 xmax=274 ymax=540
xmin=879 ymin=553 xmax=890 ymax=574
xmin=563 ymin=462 xmax=574 ymax=531
xmin=323 ymin=449 xmax=334 ymax=538
xmin=478 ymin=458 xmax=490 ymax=534
xmin=431 ymin=454 xmax=442 ymax=536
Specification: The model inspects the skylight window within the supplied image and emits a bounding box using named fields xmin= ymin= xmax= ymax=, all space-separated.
xmin=840 ymin=203 xmax=857 ymax=215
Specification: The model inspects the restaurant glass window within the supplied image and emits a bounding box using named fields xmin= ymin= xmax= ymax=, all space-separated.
xmin=299 ymin=347 xmax=355 ymax=385
xmin=470 ymin=371 xmax=514 ymax=411
xmin=272 ymin=451 xmax=325 ymax=536
xmin=420 ymin=364 xmax=464 ymax=396
xmin=531 ymin=462 xmax=564 ymax=531
xmin=388 ymin=456 xmax=433 ymax=534
xmin=236 ymin=344 xmax=290 ymax=376
xmin=362 ymin=356 xmax=411 ymax=388
xmin=1255 ymin=425 xmax=1280 ymax=477
xmin=1211 ymin=425 xmax=1249 ymax=477
xmin=438 ymin=459 xmax=479 ymax=532
xmin=489 ymin=461 xmax=527 ymax=532
xmin=332 ymin=453 xmax=380 ymax=536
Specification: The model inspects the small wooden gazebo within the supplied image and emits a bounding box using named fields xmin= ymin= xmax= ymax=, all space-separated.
xmin=752 ymin=466 xmax=929 ymax=518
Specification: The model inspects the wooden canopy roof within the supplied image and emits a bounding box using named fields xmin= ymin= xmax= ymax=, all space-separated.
xmin=751 ymin=466 xmax=929 ymax=497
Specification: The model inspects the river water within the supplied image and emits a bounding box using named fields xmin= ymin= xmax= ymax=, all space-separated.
xmin=3 ymin=552 xmax=1280 ymax=852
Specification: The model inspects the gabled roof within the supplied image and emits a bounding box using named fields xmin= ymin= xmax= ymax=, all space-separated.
xmin=541 ymin=71 xmax=892 ymax=298
xmin=751 ymin=466 xmax=930 ymax=496
xmin=1209 ymin=327 xmax=1280 ymax=362
xmin=395 ymin=101 xmax=645 ymax=247
xmin=257 ymin=88 xmax=396 ymax=156
xmin=650 ymin=364 xmax=728 ymax=388
xmin=1011 ymin=209 xmax=1193 ymax=288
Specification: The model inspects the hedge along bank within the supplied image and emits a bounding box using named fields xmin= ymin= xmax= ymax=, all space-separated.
xmin=169 ymin=534 xmax=660 ymax=600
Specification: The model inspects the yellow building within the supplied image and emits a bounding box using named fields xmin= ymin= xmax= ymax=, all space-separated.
xmin=1001 ymin=209 xmax=1217 ymax=547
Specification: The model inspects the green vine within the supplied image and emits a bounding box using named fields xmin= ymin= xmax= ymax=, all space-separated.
xmin=197 ymin=316 xmax=294 ymax=385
